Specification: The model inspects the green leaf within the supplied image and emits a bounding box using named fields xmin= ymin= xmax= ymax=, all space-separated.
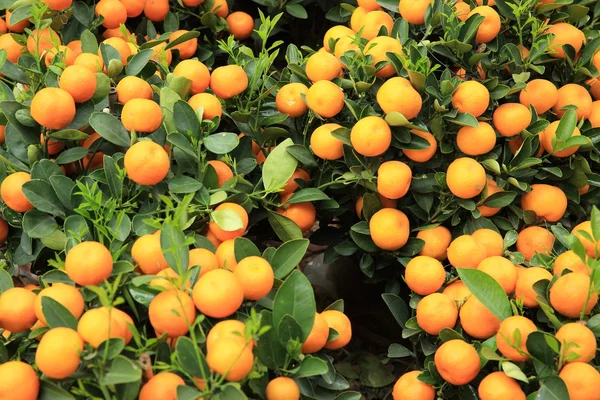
xmin=38 ymin=381 xmax=75 ymax=400
xmin=89 ymin=112 xmax=130 ymax=148
xmin=592 ymin=206 xmax=600 ymax=243
xmin=176 ymin=385 xmax=204 ymax=400
xmin=272 ymin=270 xmax=316 ymax=342
xmin=286 ymin=145 xmax=318 ymax=168
xmin=216 ymin=386 xmax=248 ymax=400
xmin=165 ymin=31 xmax=200 ymax=50
xmin=97 ymin=338 xmax=125 ymax=360
xmin=286 ymin=188 xmax=330 ymax=204
xmin=55 ymin=147 xmax=88 ymax=164
xmin=382 ymin=293 xmax=409 ymax=328
xmin=101 ymin=356 xmax=143 ymax=385
xmin=271 ymin=239 xmax=309 ymax=279
xmin=448 ymin=113 xmax=479 ymax=127
xmin=0 ymin=269 xmax=14 ymax=295
xmin=49 ymin=175 xmax=75 ymax=210
xmin=234 ymin=237 xmax=261 ymax=262
xmin=211 ymin=209 xmax=243 ymax=231
xmin=176 ymin=336 xmax=209 ymax=379
xmin=41 ymin=229 xmax=67 ymax=251
xmin=286 ymin=4 xmax=308 ymax=18
xmin=387 ymin=343 xmax=413 ymax=358
xmin=501 ymin=361 xmax=529 ymax=383
xmin=104 ymin=156 xmax=123 ymax=200
xmin=277 ymin=314 xmax=303 ymax=347
xmin=526 ymin=331 xmax=560 ymax=367
xmin=294 ymin=355 xmax=329 ymax=378
xmin=31 ymin=159 xmax=63 ymax=183
xmin=174 ymin=100 xmax=201 ymax=138
xmin=204 ymin=132 xmax=239 ymax=154
xmin=47 ymin=130 xmax=90 ymax=141
xmin=537 ymin=376 xmax=569 ymax=400
xmin=482 ymin=191 xmax=518 ymax=208
xmin=22 ymin=211 xmax=58 ymax=239
xmin=168 ymin=176 xmax=203 ymax=194
xmin=555 ymin=109 xmax=577 ymax=141
xmin=267 ymin=210 xmax=303 ymax=242
xmin=41 ymin=296 xmax=78 ymax=330
xmin=125 ymin=49 xmax=153 ymax=76
xmin=262 ymin=138 xmax=298 ymax=192
xmin=334 ymin=392 xmax=362 ymax=400
xmin=256 ymin=310 xmax=286 ymax=369
xmin=81 ymin=29 xmax=98 ymax=54
xmin=457 ymin=268 xmax=512 ymax=321
xmin=22 ymin=180 xmax=66 ymax=217
xmin=160 ymin=224 xmax=189 ymax=275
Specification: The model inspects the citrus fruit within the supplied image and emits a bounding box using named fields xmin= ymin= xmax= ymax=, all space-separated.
xmin=369 ymin=208 xmax=410 ymax=251
xmin=447 ymin=235 xmax=487 ymax=269
xmin=405 ymin=256 xmax=446 ymax=295
xmin=350 ymin=116 xmax=392 ymax=157
xmin=322 ymin=310 xmax=352 ymax=349
xmin=149 ymin=289 xmax=196 ymax=337
xmin=416 ymin=293 xmax=458 ymax=335
xmin=266 ymin=377 xmax=300 ymax=400
xmin=434 ymin=340 xmax=480 ymax=385
xmin=446 ymin=157 xmax=486 ymax=199
xmin=36 ymin=327 xmax=83 ymax=379
xmin=302 ymin=313 xmax=329 ymax=354
xmin=192 ymin=268 xmax=244 ymax=318
xmin=549 ymin=272 xmax=598 ymax=318
xmin=65 ymin=241 xmax=113 ymax=286
xmin=233 ymin=256 xmax=274 ymax=300
xmin=206 ymin=338 xmax=254 ymax=382
xmin=496 ymin=316 xmax=537 ymax=362
xmin=459 ymin=295 xmax=501 ymax=339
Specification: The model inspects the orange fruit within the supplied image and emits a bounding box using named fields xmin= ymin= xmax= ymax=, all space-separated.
xmin=302 ymin=313 xmax=329 ymax=354
xmin=41 ymin=133 xmax=64 ymax=155
xmin=358 ymin=10 xmax=393 ymax=40
xmin=492 ymin=103 xmax=532 ymax=137
xmin=357 ymin=0 xmax=381 ymax=11
xmin=446 ymin=157 xmax=486 ymax=199
xmin=36 ymin=327 xmax=83 ymax=379
xmin=416 ymin=293 xmax=458 ymax=335
xmin=579 ymin=184 xmax=590 ymax=195
xmin=65 ymin=241 xmax=113 ymax=286
xmin=59 ymin=65 xmax=96 ymax=103
xmin=215 ymin=239 xmax=237 ymax=270
xmin=553 ymin=83 xmax=593 ymax=121
xmin=99 ymin=37 xmax=132 ymax=66
xmin=404 ymin=130 xmax=437 ymax=162
xmin=355 ymin=194 xmax=397 ymax=218
xmin=35 ymin=283 xmax=84 ymax=325
xmin=208 ymin=160 xmax=234 ymax=187
xmin=131 ymin=233 xmax=169 ymax=274
xmin=0 ymin=33 xmax=25 ymax=63
xmin=322 ymin=310 xmax=352 ymax=349
xmin=44 ymin=45 xmax=76 ymax=66
xmin=149 ymin=268 xmax=190 ymax=291
xmin=169 ymin=30 xmax=198 ymax=59
xmin=376 ymin=77 xmax=422 ymax=119
xmin=521 ymin=184 xmax=567 ymax=222
xmin=514 ymin=266 xmax=552 ymax=307
xmin=369 ymin=208 xmax=410 ymax=251
xmin=0 ymin=217 xmax=8 ymax=243
xmin=549 ymin=272 xmax=598 ymax=318
xmin=447 ymin=235 xmax=487 ymax=269
xmin=226 ymin=11 xmax=254 ymax=40
xmin=207 ymin=319 xmax=250 ymax=351
xmin=121 ymin=0 xmax=146 ymax=17
xmin=0 ymin=361 xmax=39 ymax=400
xmin=266 ymin=377 xmax=300 ymax=400
xmin=210 ymin=65 xmax=248 ymax=99
xmin=350 ymin=116 xmax=392 ymax=156
xmin=310 ymin=122 xmax=344 ymax=160
xmin=377 ymin=161 xmax=412 ymax=200
xmin=74 ymin=52 xmax=104 ymax=73
xmin=559 ymin=362 xmax=600 ymax=400
xmin=31 ymin=87 xmax=76 ymax=130
xmin=478 ymin=371 xmax=526 ymax=400
xmin=278 ymin=194 xmax=317 ymax=232
xmin=434 ymin=340 xmax=480 ymax=385
xmin=111 ymin=308 xmax=134 ymax=344
xmin=452 ymin=80 xmax=490 ymax=117
xmin=472 ymin=228 xmax=503 ymax=257
xmin=102 ymin=27 xmax=135 ymax=42
xmin=144 ymin=0 xmax=170 ymax=22
xmin=306 ymin=50 xmax=342 ymax=82
xmin=519 ymin=79 xmax=558 ymax=114
xmin=553 ymin=250 xmax=589 ymax=275
xmin=233 ymin=256 xmax=274 ymax=300
xmin=139 ymin=372 xmax=185 ymax=400
xmin=456 ymin=121 xmax=497 ymax=156
xmin=5 ymin=11 xmax=30 ymax=33
xmin=149 ymin=41 xmax=172 ymax=66
xmin=282 ymin=169 xmax=310 ymax=196
xmin=193 ymin=268 xmax=244 ymax=318
xmin=478 ymin=179 xmax=503 ymax=217
xmin=392 ymin=370 xmax=435 ymax=400
xmin=546 ymin=22 xmax=585 ymax=58
xmin=27 ymin=28 xmax=61 ymax=58
xmin=539 ymin=120 xmax=582 ymax=158
xmin=365 ymin=36 xmax=402 ymax=78
xmin=306 ymin=80 xmax=345 ymax=118
xmin=454 ymin=1 xmax=470 ymax=22
xmin=208 ymin=202 xmax=249 ymax=241
xmin=0 ymin=287 xmax=37 ymax=332
xmin=399 ymin=0 xmax=432 ymax=25
xmin=416 ymin=225 xmax=452 ymax=261
xmin=276 ymin=83 xmax=309 ymax=118
xmin=207 ymin=338 xmax=254 ymax=382
xmin=405 ymin=256 xmax=446 ymax=295
xmin=188 ymin=93 xmax=223 ymax=120
xmin=124 ymin=140 xmax=170 ymax=185
xmin=572 ymin=221 xmax=600 ymax=257
xmin=1 ymin=172 xmax=34 ymax=213
xmin=555 ymin=322 xmax=597 ymax=364
xmin=589 ymin=100 xmax=600 ymax=128
xmin=468 ymin=6 xmax=501 ymax=43
xmin=149 ymin=289 xmax=196 ymax=337
xmin=78 ymin=307 xmax=126 ymax=348
xmin=333 ymin=33 xmax=360 ymax=59
xmin=210 ymin=0 xmax=229 ymax=17
xmin=95 ymin=0 xmax=127 ymax=29
xmin=116 ymin=76 xmax=153 ymax=104
xmin=323 ymin=25 xmax=354 ymax=52
xmin=496 ymin=316 xmax=537 ymax=362
xmin=516 ymin=226 xmax=555 ymax=261
xmin=121 ymin=99 xmax=163 ymax=133
xmin=459 ymin=295 xmax=501 ymax=339
xmin=351 ymin=7 xmax=367 ymax=32
xmin=188 ymin=247 xmax=219 ymax=277
xmin=173 ymin=59 xmax=210 ymax=94
xmin=477 ymin=256 xmax=518 ymax=294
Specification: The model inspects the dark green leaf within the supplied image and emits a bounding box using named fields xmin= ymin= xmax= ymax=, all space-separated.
xmin=41 ymin=296 xmax=78 ymax=330
xmin=457 ymin=268 xmax=512 ymax=320
xmin=272 ymin=270 xmax=316 ymax=342
xmin=271 ymin=239 xmax=309 ymax=279
xmin=89 ymin=112 xmax=130 ymax=148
